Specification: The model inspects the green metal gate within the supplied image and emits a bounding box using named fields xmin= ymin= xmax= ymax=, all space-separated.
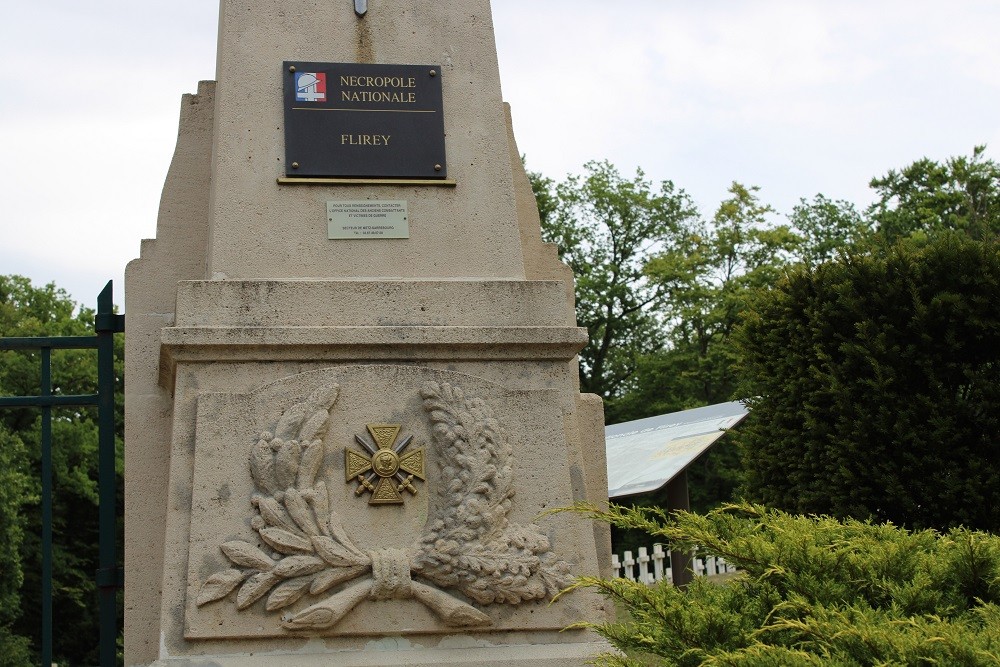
xmin=0 ymin=281 xmax=124 ymax=667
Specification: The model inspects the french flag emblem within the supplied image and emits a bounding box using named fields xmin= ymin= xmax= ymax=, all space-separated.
xmin=295 ymin=72 xmax=326 ymax=102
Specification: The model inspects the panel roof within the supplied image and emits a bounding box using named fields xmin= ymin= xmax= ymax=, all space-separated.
xmin=606 ymin=401 xmax=749 ymax=499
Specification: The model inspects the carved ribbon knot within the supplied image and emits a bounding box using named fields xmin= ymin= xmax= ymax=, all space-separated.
xmin=282 ymin=549 xmax=492 ymax=631
xmin=368 ymin=549 xmax=411 ymax=600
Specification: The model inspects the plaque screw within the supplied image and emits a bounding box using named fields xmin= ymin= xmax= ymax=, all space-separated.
xmin=289 ymin=65 xmax=296 ymax=73
xmin=434 ymin=164 xmax=442 ymax=171
xmin=429 ymin=69 xmax=437 ymax=77
xmin=292 ymin=162 xmax=300 ymax=169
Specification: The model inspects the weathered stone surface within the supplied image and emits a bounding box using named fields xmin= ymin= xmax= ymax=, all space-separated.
xmin=124 ymin=1 xmax=611 ymax=665
xmin=181 ymin=367 xmax=599 ymax=640
xmin=124 ymin=79 xmax=215 ymax=664
xmin=205 ymin=0 xmax=526 ymax=282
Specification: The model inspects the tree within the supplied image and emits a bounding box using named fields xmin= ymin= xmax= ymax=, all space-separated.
xmin=564 ymin=501 xmax=1000 ymax=666
xmin=532 ymin=161 xmax=699 ymax=401
xmin=869 ymin=145 xmax=1000 ymax=243
xmin=732 ymin=235 xmax=1000 ymax=532
xmin=0 ymin=427 xmax=34 ymax=663
xmin=790 ymin=194 xmax=870 ymax=264
xmin=616 ymin=183 xmax=800 ymax=420
xmin=526 ymin=163 xmax=558 ymax=230
xmin=532 ymin=149 xmax=1000 ymax=521
xmin=533 ymin=169 xmax=804 ymax=516
xmin=612 ymin=184 xmax=801 ymax=512
xmin=0 ymin=275 xmax=124 ymax=665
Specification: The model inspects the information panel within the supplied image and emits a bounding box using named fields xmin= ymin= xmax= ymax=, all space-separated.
xmin=327 ymin=200 xmax=409 ymax=239
xmin=283 ymin=62 xmax=447 ymax=179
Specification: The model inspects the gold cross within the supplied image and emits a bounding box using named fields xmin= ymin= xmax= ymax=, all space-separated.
xmin=345 ymin=424 xmax=425 ymax=505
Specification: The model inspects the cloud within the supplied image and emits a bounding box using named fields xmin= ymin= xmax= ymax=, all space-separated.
xmin=2 ymin=0 xmax=1000 ymax=304
xmin=495 ymin=0 xmax=1000 ymax=215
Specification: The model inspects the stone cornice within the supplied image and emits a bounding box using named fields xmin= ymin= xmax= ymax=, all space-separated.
xmin=159 ymin=325 xmax=587 ymax=391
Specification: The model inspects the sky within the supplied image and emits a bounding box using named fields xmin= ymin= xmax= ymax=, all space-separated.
xmin=2 ymin=1 xmax=999 ymax=309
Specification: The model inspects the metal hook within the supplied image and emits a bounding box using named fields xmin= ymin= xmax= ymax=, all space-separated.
xmin=355 ymin=0 xmax=367 ymax=17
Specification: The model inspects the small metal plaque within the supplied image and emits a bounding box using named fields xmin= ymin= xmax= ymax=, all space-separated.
xmin=327 ymin=200 xmax=409 ymax=239
xmin=284 ymin=62 xmax=446 ymax=179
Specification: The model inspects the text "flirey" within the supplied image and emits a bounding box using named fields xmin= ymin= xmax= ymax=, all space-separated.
xmin=342 ymin=134 xmax=391 ymax=146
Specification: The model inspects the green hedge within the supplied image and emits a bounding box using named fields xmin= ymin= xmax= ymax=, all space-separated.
xmin=566 ymin=502 xmax=1000 ymax=666
xmin=732 ymin=235 xmax=1000 ymax=532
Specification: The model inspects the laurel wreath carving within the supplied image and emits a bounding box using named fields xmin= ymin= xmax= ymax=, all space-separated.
xmin=196 ymin=380 xmax=572 ymax=630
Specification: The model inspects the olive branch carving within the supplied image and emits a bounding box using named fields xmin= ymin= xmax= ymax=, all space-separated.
xmin=196 ymin=384 xmax=368 ymax=613
xmin=197 ymin=380 xmax=572 ymax=630
xmin=411 ymin=382 xmax=571 ymax=604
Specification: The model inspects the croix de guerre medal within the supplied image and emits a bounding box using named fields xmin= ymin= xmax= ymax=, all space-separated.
xmin=345 ymin=424 xmax=425 ymax=504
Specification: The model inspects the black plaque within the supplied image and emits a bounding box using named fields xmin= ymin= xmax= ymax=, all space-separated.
xmin=283 ymin=61 xmax=447 ymax=179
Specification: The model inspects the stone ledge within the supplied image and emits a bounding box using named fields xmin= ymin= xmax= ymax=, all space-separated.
xmin=159 ymin=325 xmax=587 ymax=390
xmin=173 ymin=280 xmax=576 ymax=328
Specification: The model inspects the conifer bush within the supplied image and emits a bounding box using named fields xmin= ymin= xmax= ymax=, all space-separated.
xmin=732 ymin=234 xmax=1000 ymax=532
xmin=564 ymin=502 xmax=1000 ymax=666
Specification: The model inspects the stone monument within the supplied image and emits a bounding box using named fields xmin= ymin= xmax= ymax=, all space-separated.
xmin=124 ymin=1 xmax=611 ymax=665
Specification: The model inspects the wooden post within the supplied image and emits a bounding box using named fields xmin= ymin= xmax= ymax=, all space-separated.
xmin=666 ymin=471 xmax=693 ymax=587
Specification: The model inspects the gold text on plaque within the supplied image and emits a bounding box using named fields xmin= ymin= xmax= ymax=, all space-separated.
xmin=345 ymin=424 xmax=425 ymax=505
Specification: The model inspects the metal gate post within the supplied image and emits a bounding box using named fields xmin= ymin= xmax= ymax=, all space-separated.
xmin=95 ymin=281 xmax=125 ymax=667
xmin=40 ymin=347 xmax=53 ymax=667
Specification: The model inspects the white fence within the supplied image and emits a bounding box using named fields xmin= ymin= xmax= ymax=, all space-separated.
xmin=611 ymin=544 xmax=738 ymax=585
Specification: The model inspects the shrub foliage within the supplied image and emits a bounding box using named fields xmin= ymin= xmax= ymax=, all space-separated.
xmin=732 ymin=234 xmax=1000 ymax=532
xmin=565 ymin=502 xmax=1000 ymax=666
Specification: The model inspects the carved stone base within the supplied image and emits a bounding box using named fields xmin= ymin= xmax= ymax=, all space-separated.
xmin=140 ymin=278 xmax=613 ymax=663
